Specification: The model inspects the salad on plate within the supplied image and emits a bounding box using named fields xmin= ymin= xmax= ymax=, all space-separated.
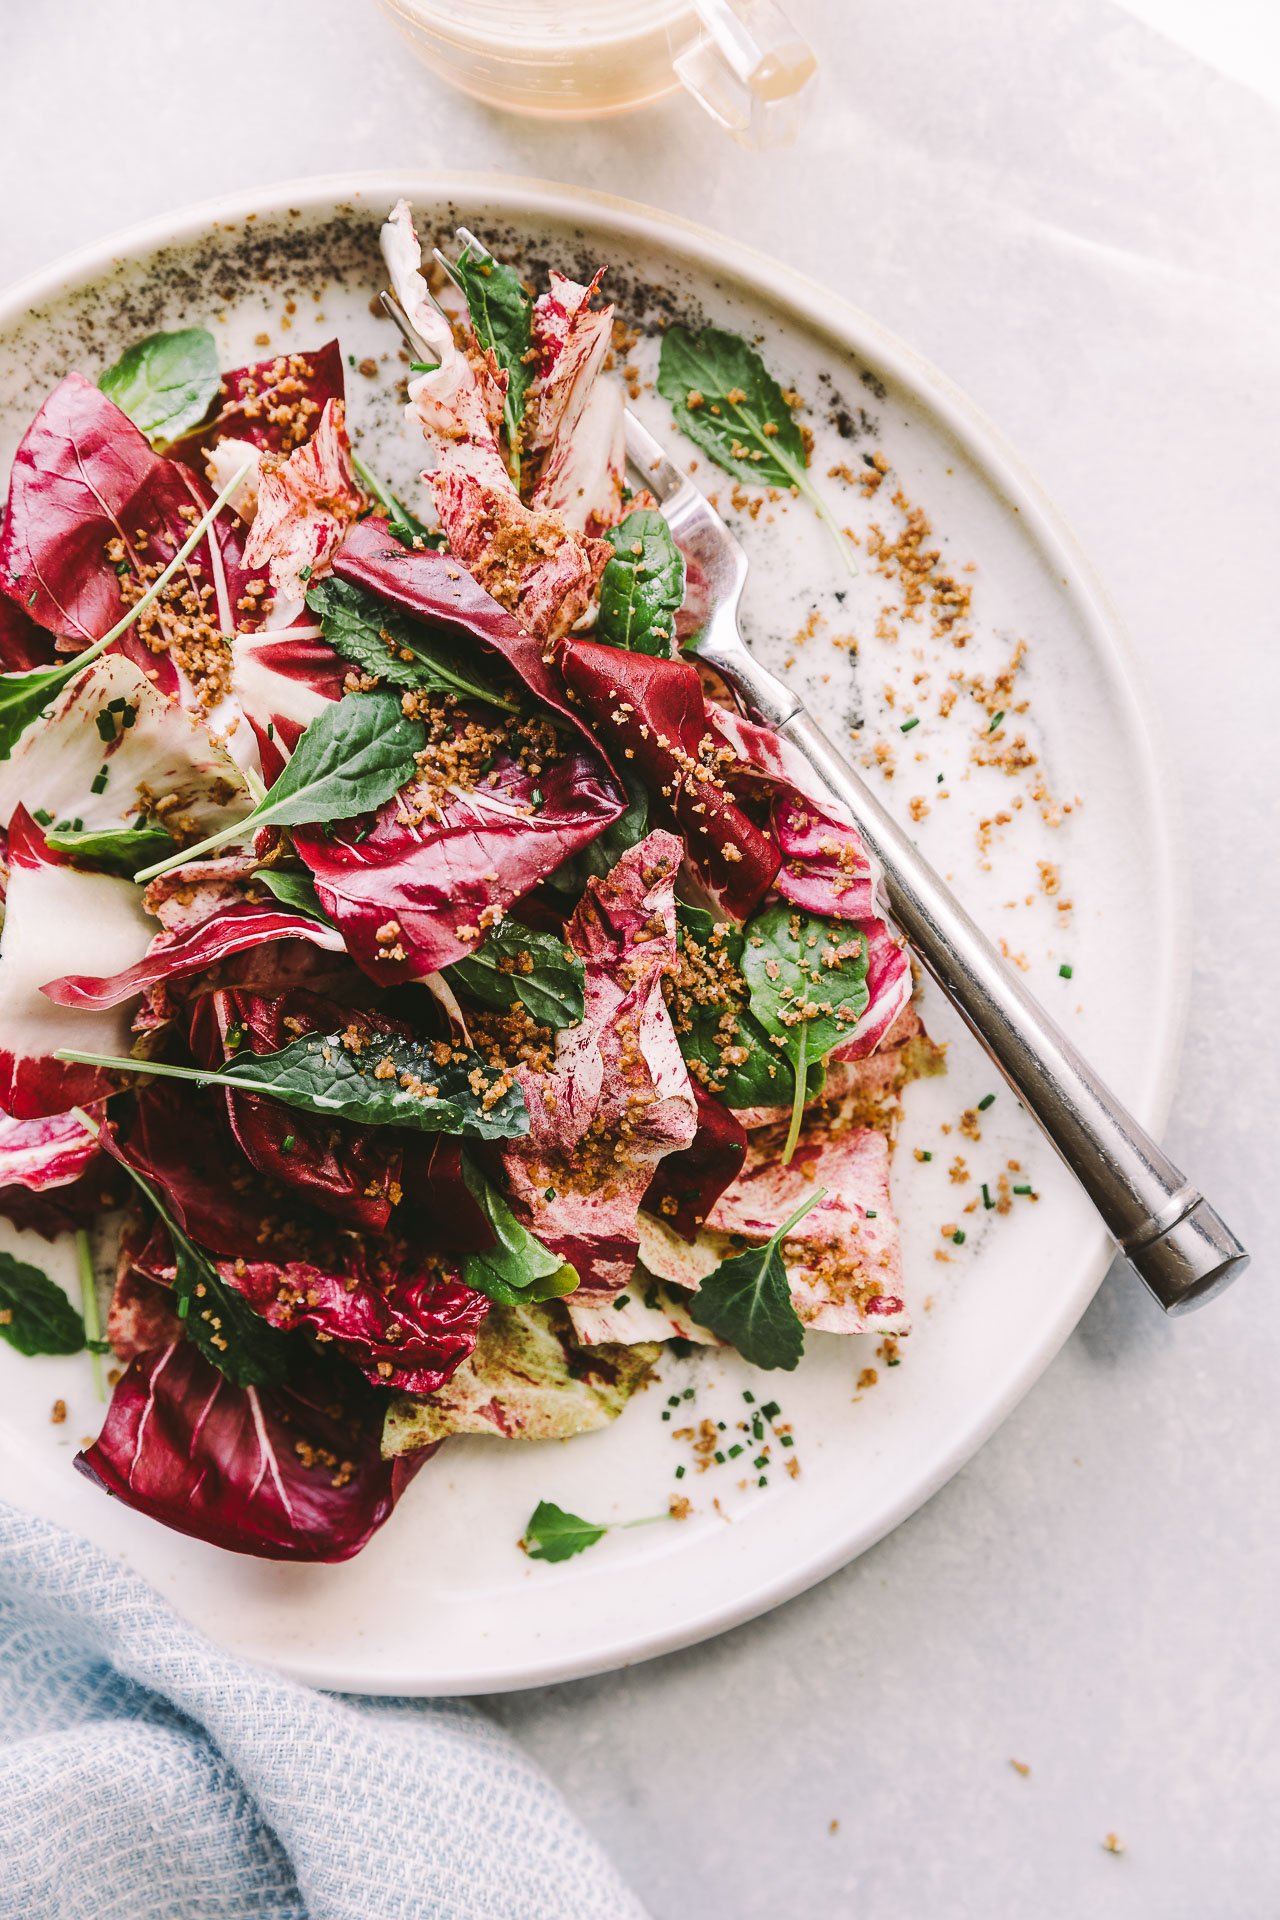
xmin=0 ymin=200 xmax=941 ymax=1562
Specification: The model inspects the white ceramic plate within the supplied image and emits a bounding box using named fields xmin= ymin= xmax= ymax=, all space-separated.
xmin=0 ymin=173 xmax=1186 ymax=1694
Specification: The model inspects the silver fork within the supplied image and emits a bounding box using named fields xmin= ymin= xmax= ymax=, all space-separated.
xmin=622 ymin=410 xmax=1246 ymax=1314
xmin=380 ymin=273 xmax=1246 ymax=1311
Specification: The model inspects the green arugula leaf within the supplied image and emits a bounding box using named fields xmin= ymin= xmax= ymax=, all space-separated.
xmin=306 ymin=577 xmax=516 ymax=709
xmin=98 ymin=327 xmax=220 ymax=448
xmin=70 ymin=1107 xmax=291 ymax=1388
xmin=522 ymin=1500 xmax=609 ymax=1562
xmin=452 ymin=240 xmax=534 ymax=483
xmin=657 ymin=324 xmax=856 ymax=574
xmin=252 ymin=867 xmax=334 ymax=924
xmin=0 ymin=1251 xmax=86 ymax=1356
xmin=44 ymin=819 xmax=176 ymax=875
xmin=740 ymin=904 xmax=869 ymax=1160
xmin=689 ymin=1188 xmax=827 ymax=1370
xmin=521 ymin=1498 xmax=672 ymax=1564
xmin=447 ymin=917 xmax=585 ymax=1030
xmin=546 ymin=766 xmax=650 ymax=896
xmin=0 ymin=459 xmax=253 ymax=763
xmin=596 ymin=508 xmax=685 ymax=656
xmin=58 ymin=1029 xmax=529 ymax=1142
xmin=460 ymin=1155 xmax=578 ymax=1306
xmin=134 ymin=689 xmax=425 ymax=882
xmin=669 ymin=905 xmax=796 ymax=1109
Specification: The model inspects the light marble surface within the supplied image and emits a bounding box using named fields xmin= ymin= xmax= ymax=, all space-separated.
xmin=2 ymin=2 xmax=1276 ymax=1914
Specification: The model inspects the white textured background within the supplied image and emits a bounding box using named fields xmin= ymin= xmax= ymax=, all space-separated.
xmin=3 ymin=2 xmax=1277 ymax=1915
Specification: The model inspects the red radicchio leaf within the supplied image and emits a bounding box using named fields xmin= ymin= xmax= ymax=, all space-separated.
xmin=559 ymin=638 xmax=780 ymax=921
xmin=243 ymin=399 xmax=362 ymax=604
xmin=500 ymin=830 xmax=698 ymax=1298
xmin=166 ymin=340 xmax=346 ymax=467
xmin=76 ymin=1338 xmax=428 ymax=1563
xmin=333 ymin=517 xmax=601 ymax=747
xmin=189 ymin=985 xmax=405 ymax=1234
xmin=0 ymin=1102 xmax=120 ymax=1239
xmin=0 ymin=372 xmax=262 ymax=649
xmin=0 ymin=808 xmax=150 ymax=1118
xmin=430 ymin=470 xmax=610 ymax=644
xmin=293 ymin=724 xmax=625 ymax=985
xmin=42 ymin=895 xmax=346 ymax=1013
xmin=643 ymin=1081 xmax=748 ymax=1243
xmin=0 ymin=594 xmax=55 ymax=670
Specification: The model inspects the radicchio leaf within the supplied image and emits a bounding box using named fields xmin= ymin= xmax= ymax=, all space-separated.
xmin=293 ymin=722 xmax=625 ymax=984
xmin=0 ymin=1103 xmax=119 ymax=1239
xmin=559 ymin=638 xmax=781 ymax=921
xmin=166 ymin=340 xmax=346 ymax=467
xmin=500 ymin=831 xmax=697 ymax=1312
xmin=243 ymin=399 xmax=363 ymax=603
xmin=76 ymin=1339 xmax=427 ymax=1562
xmin=643 ymin=1081 xmax=748 ymax=1242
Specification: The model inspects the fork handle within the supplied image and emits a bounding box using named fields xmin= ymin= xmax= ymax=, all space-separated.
xmin=766 ymin=706 xmax=1247 ymax=1312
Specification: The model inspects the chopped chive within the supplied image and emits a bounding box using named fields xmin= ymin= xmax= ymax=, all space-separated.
xmin=900 ymin=716 xmax=920 ymax=733
xmin=1059 ymin=962 xmax=1073 ymax=979
xmin=409 ymin=359 xmax=440 ymax=374
xmin=743 ymin=1390 xmax=755 ymax=1403
xmin=761 ymin=1401 xmax=780 ymax=1421
xmin=613 ymin=1294 xmax=630 ymax=1311
xmin=266 ymin=722 xmax=275 ymax=740
xmin=757 ymin=1475 xmax=768 ymax=1488
xmin=95 ymin=712 xmax=115 ymax=742
xmin=72 ymin=818 xmax=83 ymax=832
xmin=675 ymin=1464 xmax=686 ymax=1479
xmin=544 ymin=1187 xmax=556 ymax=1201
xmin=682 ymin=1387 xmax=694 ymax=1400
xmin=667 ymin=1395 xmax=681 ymax=1408
xmin=779 ymin=1433 xmax=794 ymax=1447
xmin=988 ymin=710 xmax=1005 ymax=732
xmin=280 ymin=1134 xmax=296 ymax=1154
xmin=717 ymin=1421 xmax=726 ymax=1432
xmin=224 ymin=1025 xmax=243 ymax=1049
xmin=952 ymin=1229 xmax=966 ymax=1245
xmin=661 ymin=1411 xmax=670 ymax=1421
xmin=977 ymin=1093 xmax=996 ymax=1111
xmin=1014 ymin=1183 xmax=1033 ymax=1195
xmin=936 ymin=772 xmax=944 ymax=783
xmin=981 ymin=1183 xmax=995 ymax=1209
xmin=347 ymin=353 xmax=356 ymax=367
xmin=33 ymin=808 xmax=54 ymax=827
xmin=298 ymin=564 xmax=312 ymax=583
xmin=753 ymin=1454 xmax=768 ymax=1470
xmin=728 ymin=1443 xmax=744 ymax=1459
xmin=714 ymin=1450 xmax=725 ymax=1465
xmin=865 ymin=1209 xmax=877 ymax=1219
xmin=920 ymin=1150 xmax=933 ymax=1162
xmin=107 ymin=697 xmax=126 ymax=714
xmin=121 ymin=704 xmax=136 ymax=728
xmin=89 ymin=767 xmax=109 ymax=794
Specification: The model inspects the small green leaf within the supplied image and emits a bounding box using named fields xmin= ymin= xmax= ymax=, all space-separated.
xmin=461 ymin=1155 xmax=578 ymax=1306
xmin=306 ymin=577 xmax=516 ymax=708
xmin=688 ymin=1189 xmax=827 ymax=1370
xmin=740 ymin=904 xmax=870 ymax=1066
xmin=0 ymin=1251 xmax=85 ymax=1357
xmin=596 ymin=509 xmax=685 ymax=656
xmin=522 ymin=1500 xmax=609 ymax=1563
xmin=98 ymin=327 xmax=220 ymax=448
xmin=452 ymin=241 xmax=534 ymax=479
xmin=447 ymin=917 xmax=585 ymax=1030
xmin=546 ymin=767 xmax=650 ymax=895
xmin=44 ymin=819 xmax=176 ymax=875
xmin=134 ymin=689 xmax=425 ymax=881
xmin=670 ymin=905 xmax=796 ymax=1108
xmin=657 ymin=325 xmax=856 ymax=573
xmin=253 ymin=867 xmax=335 ymax=924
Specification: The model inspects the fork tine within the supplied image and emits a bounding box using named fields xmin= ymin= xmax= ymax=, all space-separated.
xmin=380 ymin=288 xmax=426 ymax=355
xmin=623 ymin=409 xmax=691 ymax=504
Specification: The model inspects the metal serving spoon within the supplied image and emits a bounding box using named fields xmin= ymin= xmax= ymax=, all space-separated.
xmin=380 ymin=273 xmax=1247 ymax=1313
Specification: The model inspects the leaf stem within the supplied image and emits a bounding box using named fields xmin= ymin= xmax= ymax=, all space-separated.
xmin=618 ymin=1511 xmax=675 ymax=1531
xmin=57 ymin=1048 xmax=276 ymax=1102
xmin=781 ymin=1024 xmax=809 ymax=1167
xmin=352 ymin=451 xmax=419 ymax=528
xmin=772 ymin=444 xmax=859 ymax=580
xmin=133 ymin=805 xmax=260 ymax=884
xmin=75 ymin=1228 xmax=105 ymax=1402
xmin=768 ymin=1184 xmax=830 ymax=1250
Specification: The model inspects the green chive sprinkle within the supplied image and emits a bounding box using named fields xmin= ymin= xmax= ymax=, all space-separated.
xmin=280 ymin=1134 xmax=296 ymax=1153
xmin=753 ymin=1455 xmax=768 ymax=1470
xmin=728 ymin=1443 xmax=744 ymax=1459
xmin=982 ymin=1184 xmax=995 ymax=1209
xmin=761 ymin=1401 xmax=780 ymax=1422
xmin=95 ymin=713 xmax=115 ymax=742
xmin=613 ymin=1294 xmax=630 ymax=1311
xmin=33 ymin=808 xmax=53 ymax=827
xmin=1014 ymin=1183 xmax=1033 ymax=1195
xmin=952 ymin=1229 xmax=966 ymax=1245
xmin=675 ymin=1465 xmax=685 ymax=1480
xmin=1059 ymin=962 xmax=1073 ymax=979
xmin=714 ymin=1450 xmax=725 ymax=1465
xmin=780 ymin=1434 xmax=795 ymax=1446
xmin=757 ymin=1476 xmax=768 ymax=1488
xmin=544 ymin=1187 xmax=556 ymax=1201
xmin=743 ymin=1390 xmax=755 ymax=1403
xmin=865 ymin=1209 xmax=877 ymax=1219
xmin=920 ymin=1150 xmax=933 ymax=1162
xmin=661 ymin=1411 xmax=670 ymax=1422
xmin=977 ymin=1093 xmax=995 ymax=1111
xmin=90 ymin=767 xmax=109 ymax=794
xmin=900 ymin=716 xmax=920 ymax=733
xmin=988 ymin=710 xmax=1005 ymax=733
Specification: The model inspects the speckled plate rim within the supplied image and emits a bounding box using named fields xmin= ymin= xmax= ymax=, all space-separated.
xmin=0 ymin=171 xmax=1190 ymax=1692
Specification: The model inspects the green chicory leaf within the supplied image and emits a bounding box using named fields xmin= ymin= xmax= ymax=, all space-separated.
xmin=447 ymin=917 xmax=585 ymax=1030
xmin=688 ymin=1188 xmax=827 ymax=1370
xmin=460 ymin=1155 xmax=578 ymax=1306
xmin=546 ymin=767 xmax=650 ymax=896
xmin=134 ymin=689 xmax=425 ymax=881
xmin=522 ymin=1500 xmax=609 ymax=1563
xmin=98 ymin=327 xmax=221 ymax=449
xmin=252 ymin=867 xmax=335 ymax=925
xmin=305 ymin=577 xmax=516 ymax=709
xmin=453 ymin=240 xmax=534 ymax=482
xmin=596 ymin=508 xmax=685 ymax=656
xmin=44 ymin=818 xmax=176 ymax=875
xmin=0 ymin=1251 xmax=86 ymax=1357
xmin=657 ymin=324 xmax=856 ymax=573
xmin=58 ymin=1029 xmax=529 ymax=1142
xmin=669 ymin=905 xmax=796 ymax=1109
xmin=739 ymin=904 xmax=869 ymax=1158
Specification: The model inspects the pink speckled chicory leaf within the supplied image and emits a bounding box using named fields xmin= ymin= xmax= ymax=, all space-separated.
xmin=166 ymin=339 xmax=346 ymax=469
xmin=499 ymin=830 xmax=698 ymax=1314
xmin=243 ymin=399 xmax=363 ymax=604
